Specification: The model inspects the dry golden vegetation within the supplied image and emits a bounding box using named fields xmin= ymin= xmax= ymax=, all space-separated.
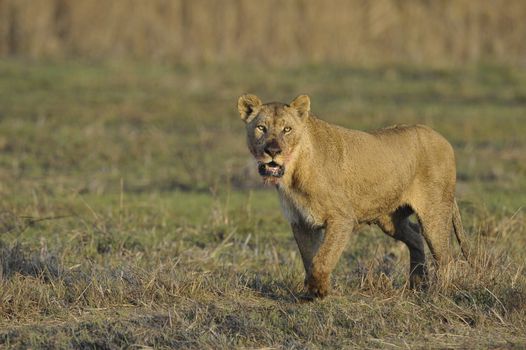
xmin=0 ymin=60 xmax=525 ymax=348
xmin=1 ymin=0 xmax=526 ymax=65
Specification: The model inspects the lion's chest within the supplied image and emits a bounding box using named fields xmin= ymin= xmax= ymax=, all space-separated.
xmin=277 ymin=189 xmax=322 ymax=227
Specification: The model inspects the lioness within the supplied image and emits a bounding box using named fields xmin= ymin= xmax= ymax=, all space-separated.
xmin=237 ymin=94 xmax=468 ymax=298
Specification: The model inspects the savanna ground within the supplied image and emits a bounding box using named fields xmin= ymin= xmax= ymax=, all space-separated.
xmin=0 ymin=59 xmax=525 ymax=348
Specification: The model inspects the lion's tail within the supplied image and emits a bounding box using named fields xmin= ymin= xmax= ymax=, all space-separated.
xmin=452 ymin=198 xmax=470 ymax=261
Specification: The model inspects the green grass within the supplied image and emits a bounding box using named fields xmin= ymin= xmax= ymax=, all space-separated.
xmin=0 ymin=59 xmax=525 ymax=348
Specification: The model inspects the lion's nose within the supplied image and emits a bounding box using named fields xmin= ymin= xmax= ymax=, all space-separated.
xmin=264 ymin=140 xmax=282 ymax=157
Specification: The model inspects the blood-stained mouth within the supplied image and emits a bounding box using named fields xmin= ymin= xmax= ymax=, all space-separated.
xmin=258 ymin=161 xmax=285 ymax=177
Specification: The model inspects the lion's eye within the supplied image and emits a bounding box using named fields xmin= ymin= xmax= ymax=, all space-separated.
xmin=283 ymin=126 xmax=292 ymax=133
xmin=256 ymin=125 xmax=267 ymax=132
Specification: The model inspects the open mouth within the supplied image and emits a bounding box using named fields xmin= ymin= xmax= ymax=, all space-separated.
xmin=258 ymin=161 xmax=285 ymax=178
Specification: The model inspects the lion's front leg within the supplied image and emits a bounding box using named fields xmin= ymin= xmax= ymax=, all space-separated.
xmin=304 ymin=218 xmax=353 ymax=299
xmin=291 ymin=222 xmax=324 ymax=287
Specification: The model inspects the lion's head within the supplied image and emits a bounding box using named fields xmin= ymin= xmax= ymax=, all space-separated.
xmin=237 ymin=94 xmax=310 ymax=184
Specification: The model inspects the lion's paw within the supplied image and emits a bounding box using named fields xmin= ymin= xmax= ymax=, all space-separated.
xmin=305 ymin=274 xmax=330 ymax=299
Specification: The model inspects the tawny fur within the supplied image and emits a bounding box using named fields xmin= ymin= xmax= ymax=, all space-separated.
xmin=237 ymin=94 xmax=468 ymax=299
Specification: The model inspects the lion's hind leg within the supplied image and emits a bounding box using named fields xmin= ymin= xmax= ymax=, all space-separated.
xmin=394 ymin=215 xmax=427 ymax=289
xmin=377 ymin=207 xmax=427 ymax=289
xmin=416 ymin=204 xmax=453 ymax=268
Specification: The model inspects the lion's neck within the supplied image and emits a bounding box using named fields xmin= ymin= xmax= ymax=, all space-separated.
xmin=281 ymin=128 xmax=314 ymax=189
xmin=275 ymin=122 xmax=327 ymax=227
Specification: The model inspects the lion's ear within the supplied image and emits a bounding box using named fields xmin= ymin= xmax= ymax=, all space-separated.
xmin=290 ymin=94 xmax=310 ymax=117
xmin=237 ymin=94 xmax=262 ymax=123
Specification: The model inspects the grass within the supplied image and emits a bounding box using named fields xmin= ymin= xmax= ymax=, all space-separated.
xmin=0 ymin=59 xmax=525 ymax=348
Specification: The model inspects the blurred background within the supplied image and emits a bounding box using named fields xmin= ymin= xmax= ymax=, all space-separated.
xmin=0 ymin=0 xmax=525 ymax=220
xmin=1 ymin=0 xmax=526 ymax=65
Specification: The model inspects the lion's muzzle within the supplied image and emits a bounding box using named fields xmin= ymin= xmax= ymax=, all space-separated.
xmin=258 ymin=161 xmax=285 ymax=178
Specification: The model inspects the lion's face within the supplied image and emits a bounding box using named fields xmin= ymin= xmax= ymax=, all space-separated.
xmin=237 ymin=94 xmax=310 ymax=184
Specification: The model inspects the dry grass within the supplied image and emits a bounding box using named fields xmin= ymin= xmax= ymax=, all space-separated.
xmin=0 ymin=208 xmax=525 ymax=348
xmin=0 ymin=0 xmax=526 ymax=65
